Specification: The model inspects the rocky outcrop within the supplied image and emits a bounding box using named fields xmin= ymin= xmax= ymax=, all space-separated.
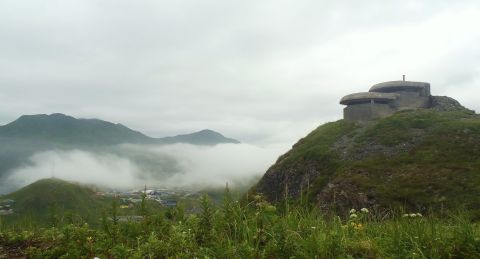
xmin=430 ymin=96 xmax=474 ymax=112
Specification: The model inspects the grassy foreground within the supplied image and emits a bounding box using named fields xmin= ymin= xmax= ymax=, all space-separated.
xmin=1 ymin=192 xmax=480 ymax=258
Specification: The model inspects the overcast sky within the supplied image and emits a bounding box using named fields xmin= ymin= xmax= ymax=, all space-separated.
xmin=1 ymin=0 xmax=479 ymax=147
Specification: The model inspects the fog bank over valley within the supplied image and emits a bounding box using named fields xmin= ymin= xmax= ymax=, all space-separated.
xmin=2 ymin=143 xmax=284 ymax=193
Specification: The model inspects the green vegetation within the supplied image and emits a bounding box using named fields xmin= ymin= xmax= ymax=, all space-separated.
xmin=1 ymin=178 xmax=113 ymax=227
xmin=277 ymin=120 xmax=357 ymax=167
xmin=1 ymin=193 xmax=480 ymax=258
xmin=255 ymin=109 xmax=480 ymax=216
xmin=0 ymin=178 xmax=164 ymax=228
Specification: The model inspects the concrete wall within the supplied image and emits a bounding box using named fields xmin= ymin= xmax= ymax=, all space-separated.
xmin=392 ymin=91 xmax=430 ymax=110
xmin=342 ymin=82 xmax=432 ymax=122
xmin=344 ymin=103 xmax=394 ymax=121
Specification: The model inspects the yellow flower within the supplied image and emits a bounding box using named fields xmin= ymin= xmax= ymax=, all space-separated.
xmin=354 ymin=223 xmax=363 ymax=231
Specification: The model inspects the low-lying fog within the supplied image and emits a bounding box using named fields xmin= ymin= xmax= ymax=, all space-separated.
xmin=2 ymin=143 xmax=285 ymax=193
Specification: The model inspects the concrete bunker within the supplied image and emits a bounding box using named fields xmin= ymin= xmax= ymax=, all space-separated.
xmin=340 ymin=79 xmax=431 ymax=122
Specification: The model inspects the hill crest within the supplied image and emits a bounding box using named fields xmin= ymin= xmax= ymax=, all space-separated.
xmin=253 ymin=96 xmax=480 ymax=215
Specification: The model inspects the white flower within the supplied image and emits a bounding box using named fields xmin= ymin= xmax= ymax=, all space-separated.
xmin=402 ymin=214 xmax=409 ymax=218
xmin=360 ymin=208 xmax=369 ymax=213
xmin=311 ymin=226 xmax=317 ymax=229
xmin=349 ymin=209 xmax=357 ymax=214
xmin=416 ymin=213 xmax=423 ymax=217
xmin=349 ymin=213 xmax=358 ymax=219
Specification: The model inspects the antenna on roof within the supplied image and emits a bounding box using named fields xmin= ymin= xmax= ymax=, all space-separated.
xmin=403 ymin=75 xmax=405 ymax=81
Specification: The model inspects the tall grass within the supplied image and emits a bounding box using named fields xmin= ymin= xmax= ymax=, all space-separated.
xmin=1 ymin=191 xmax=480 ymax=258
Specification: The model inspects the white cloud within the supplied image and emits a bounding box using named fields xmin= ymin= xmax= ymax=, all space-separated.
xmin=0 ymin=0 xmax=479 ymax=146
xmin=5 ymin=143 xmax=283 ymax=191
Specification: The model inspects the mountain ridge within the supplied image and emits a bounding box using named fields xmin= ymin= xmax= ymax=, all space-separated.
xmin=0 ymin=113 xmax=240 ymax=146
xmin=0 ymin=113 xmax=240 ymax=193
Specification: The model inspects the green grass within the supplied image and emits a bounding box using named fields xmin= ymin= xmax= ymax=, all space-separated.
xmin=277 ymin=120 xmax=357 ymax=167
xmin=2 ymin=178 xmax=112 ymax=227
xmin=1 ymin=178 xmax=166 ymax=228
xmin=1 ymin=193 xmax=480 ymax=258
xmin=255 ymin=109 xmax=480 ymax=216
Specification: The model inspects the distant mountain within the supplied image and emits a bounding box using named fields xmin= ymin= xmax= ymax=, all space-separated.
xmin=0 ymin=113 xmax=151 ymax=146
xmin=158 ymin=129 xmax=240 ymax=145
xmin=0 ymin=113 xmax=240 ymax=146
xmin=0 ymin=113 xmax=240 ymax=193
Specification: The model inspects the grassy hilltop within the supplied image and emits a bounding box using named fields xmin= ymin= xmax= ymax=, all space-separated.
xmin=253 ymin=96 xmax=480 ymax=216
xmin=1 ymin=178 xmax=113 ymax=227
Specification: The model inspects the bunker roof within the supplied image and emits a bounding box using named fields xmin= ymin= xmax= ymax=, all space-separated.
xmin=369 ymin=81 xmax=430 ymax=93
xmin=340 ymin=92 xmax=397 ymax=105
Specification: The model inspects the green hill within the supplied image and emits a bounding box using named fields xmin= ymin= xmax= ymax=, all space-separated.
xmin=1 ymin=178 xmax=112 ymax=226
xmin=253 ymin=96 xmax=480 ymax=216
xmin=158 ymin=129 xmax=240 ymax=145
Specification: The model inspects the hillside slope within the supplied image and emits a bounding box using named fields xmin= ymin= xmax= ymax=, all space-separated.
xmin=253 ymin=96 xmax=480 ymax=215
xmin=2 ymin=178 xmax=110 ymax=226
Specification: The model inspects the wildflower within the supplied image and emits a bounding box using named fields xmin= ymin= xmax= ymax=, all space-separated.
xmin=94 ymin=257 xmax=100 ymax=259
xmin=416 ymin=213 xmax=423 ymax=217
xmin=409 ymin=213 xmax=417 ymax=218
xmin=354 ymin=223 xmax=363 ymax=230
xmin=402 ymin=214 xmax=409 ymax=218
xmin=360 ymin=208 xmax=369 ymax=213
xmin=349 ymin=209 xmax=357 ymax=214
xmin=349 ymin=213 xmax=358 ymax=219
xmin=86 ymin=236 xmax=93 ymax=242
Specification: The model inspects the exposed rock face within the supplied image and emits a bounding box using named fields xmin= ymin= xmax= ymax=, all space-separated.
xmin=253 ymin=97 xmax=480 ymax=215
xmin=430 ymin=96 xmax=474 ymax=112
